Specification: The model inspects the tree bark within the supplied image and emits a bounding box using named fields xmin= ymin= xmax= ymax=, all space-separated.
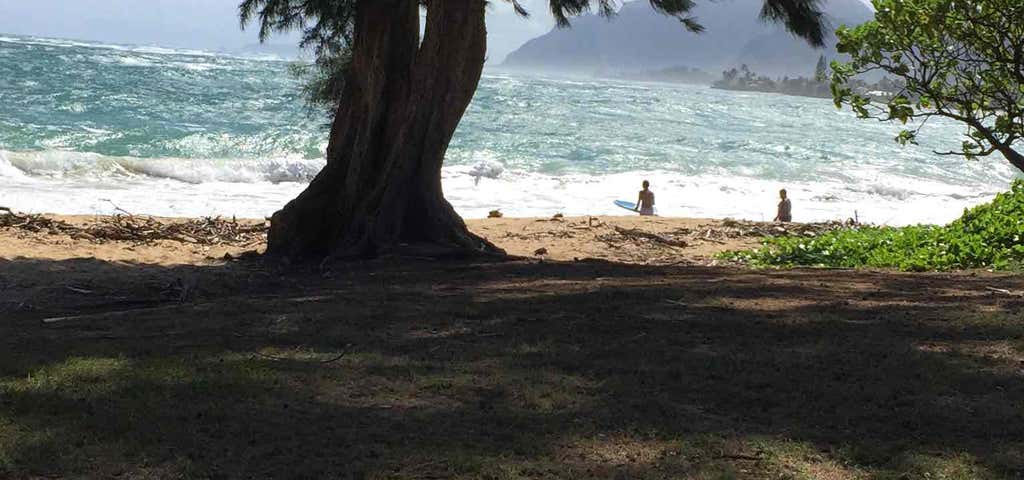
xmin=267 ymin=0 xmax=502 ymax=260
xmin=997 ymin=146 xmax=1024 ymax=174
xmin=970 ymin=118 xmax=1024 ymax=174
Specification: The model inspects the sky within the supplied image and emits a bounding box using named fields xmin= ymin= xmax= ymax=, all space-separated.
xmin=0 ymin=0 xmax=554 ymax=63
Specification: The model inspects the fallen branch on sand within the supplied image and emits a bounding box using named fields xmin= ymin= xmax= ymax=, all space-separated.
xmin=986 ymin=286 xmax=1024 ymax=297
xmin=613 ymin=225 xmax=688 ymax=248
xmin=41 ymin=303 xmax=205 ymax=324
xmin=714 ymin=218 xmax=855 ymax=239
xmin=0 ymin=210 xmax=266 ymax=246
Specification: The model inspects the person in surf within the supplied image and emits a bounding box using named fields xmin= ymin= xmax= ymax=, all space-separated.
xmin=774 ymin=188 xmax=792 ymax=222
xmin=635 ymin=180 xmax=655 ymax=216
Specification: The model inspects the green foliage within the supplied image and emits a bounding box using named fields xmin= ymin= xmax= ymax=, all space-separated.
xmin=830 ymin=0 xmax=1024 ymax=170
xmin=288 ymin=51 xmax=350 ymax=117
xmin=239 ymin=0 xmax=354 ymax=57
xmin=814 ymin=54 xmax=827 ymax=82
xmin=721 ymin=181 xmax=1024 ymax=271
xmin=242 ymin=1 xmax=828 ymax=117
xmin=241 ymin=0 xmax=355 ymax=114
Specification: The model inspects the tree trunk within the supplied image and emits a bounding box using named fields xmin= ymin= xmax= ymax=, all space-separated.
xmin=969 ymin=118 xmax=1024 ymax=174
xmin=266 ymin=0 xmax=502 ymax=260
xmin=998 ymin=147 xmax=1024 ymax=174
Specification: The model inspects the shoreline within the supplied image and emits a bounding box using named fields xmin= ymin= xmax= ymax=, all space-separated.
xmin=0 ymin=213 xmax=795 ymax=266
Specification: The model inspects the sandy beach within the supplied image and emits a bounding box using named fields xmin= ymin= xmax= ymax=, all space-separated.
xmin=0 ymin=214 xmax=768 ymax=267
xmin=0 ymin=213 xmax=765 ymax=317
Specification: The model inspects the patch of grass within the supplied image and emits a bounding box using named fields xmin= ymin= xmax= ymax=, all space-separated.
xmin=3 ymin=258 xmax=1024 ymax=478
xmin=884 ymin=452 xmax=998 ymax=480
xmin=721 ymin=180 xmax=1024 ymax=271
xmin=0 ymin=355 xmax=283 ymax=476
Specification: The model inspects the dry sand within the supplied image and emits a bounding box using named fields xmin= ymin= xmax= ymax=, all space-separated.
xmin=0 ymin=214 xmax=763 ymax=267
xmin=0 ymin=213 xmax=768 ymax=321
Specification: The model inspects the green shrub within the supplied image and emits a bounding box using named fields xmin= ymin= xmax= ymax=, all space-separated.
xmin=721 ymin=180 xmax=1024 ymax=271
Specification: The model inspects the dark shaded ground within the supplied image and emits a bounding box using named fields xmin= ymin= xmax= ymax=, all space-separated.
xmin=1 ymin=255 xmax=1023 ymax=479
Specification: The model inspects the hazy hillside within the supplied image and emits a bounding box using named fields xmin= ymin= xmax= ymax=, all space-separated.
xmin=500 ymin=0 xmax=874 ymax=78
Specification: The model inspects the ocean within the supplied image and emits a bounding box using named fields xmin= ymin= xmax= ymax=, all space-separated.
xmin=0 ymin=34 xmax=1016 ymax=225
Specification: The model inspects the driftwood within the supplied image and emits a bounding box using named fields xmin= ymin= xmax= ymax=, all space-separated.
xmin=64 ymin=286 xmax=95 ymax=295
xmin=713 ymin=218 xmax=856 ymax=239
xmin=613 ymin=226 xmax=688 ymax=248
xmin=0 ymin=210 xmax=265 ymax=246
xmin=41 ymin=302 xmax=209 ymax=324
xmin=986 ymin=286 xmax=1024 ymax=297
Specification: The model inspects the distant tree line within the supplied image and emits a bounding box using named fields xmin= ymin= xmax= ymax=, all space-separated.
xmin=614 ymin=65 xmax=715 ymax=85
xmin=713 ymin=55 xmax=901 ymax=101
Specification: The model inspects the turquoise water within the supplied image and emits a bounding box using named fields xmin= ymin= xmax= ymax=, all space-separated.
xmin=0 ymin=34 xmax=1016 ymax=223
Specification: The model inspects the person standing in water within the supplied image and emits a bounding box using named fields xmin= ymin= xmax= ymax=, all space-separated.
xmin=774 ymin=189 xmax=792 ymax=222
xmin=635 ymin=180 xmax=655 ymax=216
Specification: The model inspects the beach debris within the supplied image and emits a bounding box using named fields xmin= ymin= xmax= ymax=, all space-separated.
xmin=0 ymin=210 xmax=266 ymax=246
xmin=0 ymin=211 xmax=77 ymax=235
xmin=613 ymin=225 xmax=688 ymax=248
xmin=488 ymin=209 xmax=503 ymax=218
xmin=986 ymin=286 xmax=1024 ymax=298
xmin=99 ymin=198 xmax=135 ymax=216
xmin=698 ymin=218 xmax=854 ymax=241
xmin=504 ymin=229 xmax=574 ymax=240
xmin=533 ymin=247 xmax=548 ymax=256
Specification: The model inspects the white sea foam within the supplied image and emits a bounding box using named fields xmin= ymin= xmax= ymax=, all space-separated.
xmin=115 ymin=56 xmax=156 ymax=67
xmin=0 ymin=151 xmax=29 ymax=179
xmin=469 ymin=158 xmax=505 ymax=182
xmin=447 ymin=167 xmax=997 ymax=225
xmin=0 ymin=40 xmax=1018 ymax=225
xmin=0 ymin=150 xmax=323 ymax=184
xmin=0 ymin=150 xmax=1002 ymax=225
xmin=0 ymin=35 xmax=220 ymax=58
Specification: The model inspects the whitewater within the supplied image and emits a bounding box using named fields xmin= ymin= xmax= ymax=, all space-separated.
xmin=0 ymin=34 xmax=1017 ymax=225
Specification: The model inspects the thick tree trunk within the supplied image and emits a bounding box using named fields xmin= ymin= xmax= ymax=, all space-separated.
xmin=998 ymin=147 xmax=1024 ymax=174
xmin=267 ymin=0 xmax=502 ymax=260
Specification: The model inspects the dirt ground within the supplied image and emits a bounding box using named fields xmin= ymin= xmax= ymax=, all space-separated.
xmin=1 ymin=215 xmax=1023 ymax=479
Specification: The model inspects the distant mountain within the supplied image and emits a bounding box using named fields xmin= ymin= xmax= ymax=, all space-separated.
xmin=500 ymin=0 xmax=874 ymax=79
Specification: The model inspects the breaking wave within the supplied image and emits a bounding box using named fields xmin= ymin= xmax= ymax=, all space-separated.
xmin=0 ymin=150 xmax=324 ymax=184
xmin=0 ymin=34 xmax=1019 ymax=223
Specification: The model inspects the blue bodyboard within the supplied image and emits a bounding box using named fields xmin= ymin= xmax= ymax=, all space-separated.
xmin=614 ymin=200 xmax=637 ymax=212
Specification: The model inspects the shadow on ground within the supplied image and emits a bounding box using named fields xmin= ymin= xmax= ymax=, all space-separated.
xmin=1 ymin=256 xmax=1023 ymax=478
